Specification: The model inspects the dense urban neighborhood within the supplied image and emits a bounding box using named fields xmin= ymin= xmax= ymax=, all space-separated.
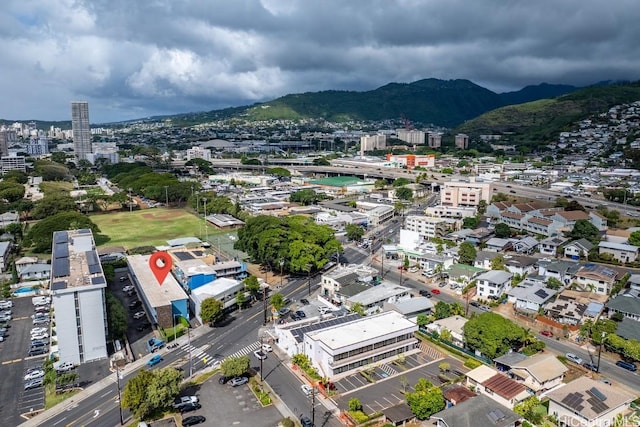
xmin=1 ymin=90 xmax=640 ymax=427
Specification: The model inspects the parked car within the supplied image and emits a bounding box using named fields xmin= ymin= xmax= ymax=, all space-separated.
xmin=218 ymin=375 xmax=232 ymax=385
xmin=300 ymin=384 xmax=313 ymax=397
xmin=254 ymin=350 xmax=267 ymax=360
xmin=180 ymin=403 xmax=202 ymax=413
xmin=539 ymin=330 xmax=554 ymax=337
xmin=438 ymin=282 xmax=447 ymax=288
xmin=300 ymin=415 xmax=314 ymax=427
xmin=24 ymin=377 xmax=44 ymax=390
xmin=173 ymin=395 xmax=199 ymax=408
xmin=469 ymin=301 xmax=481 ymax=308
xmin=229 ymin=376 xmax=248 ymax=387
xmin=119 ymin=277 xmax=128 ymax=283
xmin=28 ymin=347 xmax=47 ymax=357
xmin=128 ymin=300 xmax=142 ymax=310
xmin=31 ymin=332 xmax=49 ymax=340
xmin=290 ymin=313 xmax=301 ymax=321
xmin=32 ymin=317 xmax=49 ymax=325
xmin=31 ymin=327 xmax=47 ymax=335
xmin=295 ymin=310 xmax=306 ymax=318
xmin=615 ymin=360 xmax=637 ymax=372
xmin=147 ymin=354 xmax=162 ymax=367
xmin=54 ymin=361 xmax=76 ymax=373
xmin=583 ymin=362 xmax=599 ymax=372
xmin=31 ymin=339 xmax=49 ymax=346
xmin=565 ymin=353 xmax=583 ymax=365
xmin=24 ymin=369 xmax=45 ymax=381
xmin=136 ymin=321 xmax=151 ymax=331
xmin=261 ymin=343 xmax=273 ymax=352
xmin=122 ymin=285 xmax=134 ymax=292
xmin=182 ymin=416 xmax=206 ymax=426
xmin=278 ymin=307 xmax=291 ymax=316
xmin=300 ymin=298 xmax=310 ymax=305
xmin=133 ymin=311 xmax=146 ymax=320
xmin=431 ymin=289 xmax=441 ymax=295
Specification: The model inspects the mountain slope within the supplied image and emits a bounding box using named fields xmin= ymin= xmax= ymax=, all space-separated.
xmin=499 ymin=83 xmax=579 ymax=105
xmin=455 ymin=81 xmax=640 ymax=143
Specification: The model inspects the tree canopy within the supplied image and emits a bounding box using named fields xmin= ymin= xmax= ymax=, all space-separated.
xmin=629 ymin=230 xmax=640 ymax=246
xmin=25 ymin=212 xmax=99 ymax=253
xmin=493 ymin=222 xmax=511 ymax=238
xmin=289 ymin=189 xmax=323 ymax=206
xmin=235 ymin=215 xmax=342 ymax=273
xmin=463 ymin=312 xmax=527 ymax=359
xmin=200 ymin=297 xmax=224 ymax=325
xmin=395 ymin=187 xmax=413 ymax=201
xmin=458 ymin=242 xmax=477 ymax=265
xmin=568 ymin=219 xmax=600 ymax=244
xmin=345 ymin=223 xmax=365 ymax=242
xmin=266 ymin=167 xmax=291 ymax=177
xmin=121 ymin=367 xmax=183 ymax=420
xmin=221 ymin=355 xmax=250 ymax=377
xmin=406 ymin=378 xmax=445 ymax=420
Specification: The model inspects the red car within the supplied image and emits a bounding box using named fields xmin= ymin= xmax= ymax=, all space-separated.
xmin=540 ymin=330 xmax=553 ymax=337
xmin=431 ymin=289 xmax=441 ymax=295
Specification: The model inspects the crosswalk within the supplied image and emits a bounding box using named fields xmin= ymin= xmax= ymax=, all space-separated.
xmin=175 ymin=340 xmax=262 ymax=368
xmin=419 ymin=342 xmax=443 ymax=361
xmin=380 ymin=363 xmax=398 ymax=377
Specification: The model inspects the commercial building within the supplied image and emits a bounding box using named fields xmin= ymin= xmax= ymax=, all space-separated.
xmin=405 ymin=215 xmax=459 ymax=239
xmin=127 ymin=254 xmax=189 ymax=329
xmin=441 ymin=179 xmax=492 ymax=208
xmin=190 ymin=277 xmax=246 ymax=324
xmin=396 ymin=129 xmax=425 ymax=145
xmin=455 ymin=133 xmax=469 ymax=149
xmin=186 ymin=146 xmax=212 ymax=161
xmin=27 ymin=135 xmax=50 ymax=156
xmin=385 ymin=153 xmax=435 ymax=169
xmin=1 ymin=153 xmax=26 ymax=174
xmin=303 ymin=311 xmax=418 ymax=378
xmin=71 ymin=101 xmax=91 ymax=161
xmin=87 ymin=142 xmax=119 ymax=165
xmin=427 ymin=132 xmax=442 ymax=148
xmin=50 ymin=230 xmax=108 ymax=364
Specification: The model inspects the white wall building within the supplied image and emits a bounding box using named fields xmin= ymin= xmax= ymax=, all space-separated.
xmin=303 ymin=311 xmax=418 ymax=378
xmin=190 ymin=277 xmax=245 ymax=324
xmin=50 ymin=230 xmax=108 ymax=364
xmin=186 ymin=146 xmax=212 ymax=162
xmin=441 ymin=179 xmax=492 ymax=208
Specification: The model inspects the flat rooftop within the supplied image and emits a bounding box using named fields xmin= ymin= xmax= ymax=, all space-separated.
xmin=50 ymin=229 xmax=107 ymax=292
xmin=306 ymin=311 xmax=416 ymax=351
xmin=128 ymin=254 xmax=188 ymax=307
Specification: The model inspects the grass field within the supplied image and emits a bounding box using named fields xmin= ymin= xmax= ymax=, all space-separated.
xmin=90 ymin=208 xmax=207 ymax=249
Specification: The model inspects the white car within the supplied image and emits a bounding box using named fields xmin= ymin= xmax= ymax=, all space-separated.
xmin=31 ymin=327 xmax=48 ymax=335
xmin=31 ymin=332 xmax=49 ymax=340
xmin=261 ymin=343 xmax=273 ymax=352
xmin=133 ymin=311 xmax=146 ymax=320
xmin=122 ymin=285 xmax=134 ymax=292
xmin=54 ymin=361 xmax=76 ymax=372
xmin=566 ymin=353 xmax=583 ymax=365
xmin=300 ymin=384 xmax=313 ymax=397
xmin=24 ymin=369 xmax=45 ymax=381
xmin=253 ymin=350 xmax=267 ymax=360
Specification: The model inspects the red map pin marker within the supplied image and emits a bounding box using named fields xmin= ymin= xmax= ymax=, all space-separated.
xmin=149 ymin=252 xmax=172 ymax=285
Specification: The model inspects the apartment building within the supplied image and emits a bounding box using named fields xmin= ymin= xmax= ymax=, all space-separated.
xmin=396 ymin=129 xmax=425 ymax=145
xmin=441 ymin=179 xmax=492 ymax=208
xmin=186 ymin=146 xmax=212 ymax=161
xmin=71 ymin=101 xmax=91 ymax=161
xmin=476 ymin=270 xmax=513 ymax=299
xmin=405 ymin=215 xmax=459 ymax=239
xmin=454 ymin=133 xmax=469 ymax=149
xmin=50 ymin=230 xmax=108 ymax=364
xmin=427 ymin=132 xmax=442 ymax=148
xmin=359 ymin=134 xmax=386 ymax=153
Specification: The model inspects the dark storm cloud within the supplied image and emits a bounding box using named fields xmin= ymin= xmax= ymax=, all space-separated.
xmin=0 ymin=0 xmax=639 ymax=122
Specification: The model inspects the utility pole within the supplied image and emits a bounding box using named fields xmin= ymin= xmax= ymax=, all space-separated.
xmin=311 ymin=385 xmax=316 ymax=426
xmin=262 ymin=286 xmax=268 ymax=326
xmin=259 ymin=336 xmax=264 ymax=382
xmin=307 ymin=263 xmax=312 ymax=296
xmin=128 ymin=188 xmax=133 ymax=213
xmin=164 ymin=185 xmax=169 ymax=207
xmin=279 ymin=258 xmax=284 ymax=290
xmin=116 ymin=367 xmax=124 ymax=425
xmin=597 ymin=331 xmax=606 ymax=373
xmin=202 ymin=198 xmax=208 ymax=241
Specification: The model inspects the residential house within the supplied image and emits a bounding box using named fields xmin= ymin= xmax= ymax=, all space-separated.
xmin=507 ymin=284 xmax=557 ymax=312
xmin=0 ymin=211 xmax=19 ymax=227
xmin=346 ymin=282 xmax=412 ymax=313
xmin=476 ymin=270 xmax=513 ymax=299
xmin=383 ymin=296 xmax=434 ymax=318
xmin=19 ymin=263 xmax=51 ymax=281
xmin=606 ymin=289 xmax=640 ymax=322
xmin=598 ymin=241 xmax=639 ymax=264
xmin=484 ymin=238 xmax=514 ymax=252
xmin=564 ymin=238 xmax=595 ymax=260
xmin=628 ymin=274 xmax=640 ymax=291
xmin=508 ymin=353 xmax=568 ymax=394
xmin=426 ymin=315 xmax=468 ymax=346
xmin=431 ymin=394 xmax=523 ymax=427
xmin=504 ymin=255 xmax=538 ymax=276
xmin=573 ymin=263 xmax=618 ymax=295
xmin=537 ymin=259 xmax=581 ymax=286
xmin=511 ymin=236 xmax=539 ymax=254
xmin=442 ymin=384 xmax=477 ymax=406
xmin=474 ymin=250 xmax=502 ymax=270
xmin=465 ymin=366 xmax=530 ymax=409
xmin=547 ymin=377 xmax=634 ymax=427
xmin=544 ymin=292 xmax=589 ymax=326
xmin=15 ymin=256 xmax=39 ymax=274
xmin=446 ymin=264 xmax=485 ymax=288
xmin=320 ymin=264 xmax=376 ymax=299
xmin=465 ymin=228 xmax=495 ymax=246
xmin=539 ymin=236 xmax=569 ymax=256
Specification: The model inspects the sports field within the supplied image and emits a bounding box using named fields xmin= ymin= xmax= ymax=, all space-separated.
xmin=90 ymin=208 xmax=207 ymax=249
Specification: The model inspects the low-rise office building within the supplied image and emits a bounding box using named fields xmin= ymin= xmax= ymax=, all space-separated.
xmin=303 ymin=311 xmax=418 ymax=378
xmin=190 ymin=277 xmax=246 ymax=324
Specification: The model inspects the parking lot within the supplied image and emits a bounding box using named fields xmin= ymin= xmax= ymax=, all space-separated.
xmin=0 ymin=295 xmax=47 ymax=424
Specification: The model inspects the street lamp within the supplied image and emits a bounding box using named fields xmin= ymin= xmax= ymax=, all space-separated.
xmin=128 ymin=188 xmax=133 ymax=213
xmin=262 ymin=286 xmax=268 ymax=326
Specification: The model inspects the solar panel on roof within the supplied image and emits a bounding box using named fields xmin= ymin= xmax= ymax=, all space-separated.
xmin=54 ymin=244 xmax=69 ymax=258
xmin=91 ymin=276 xmax=106 ymax=285
xmin=589 ymin=387 xmax=607 ymax=401
xmin=51 ymin=281 xmax=66 ymax=290
xmin=487 ymin=409 xmax=506 ymax=423
xmin=53 ymin=232 xmax=68 ymax=244
xmin=174 ymin=252 xmax=195 ymax=261
xmin=534 ymin=289 xmax=549 ymax=299
xmin=290 ymin=313 xmax=360 ymax=343
xmin=77 ymin=229 xmax=91 ymax=234
xmin=52 ymin=258 xmax=70 ymax=278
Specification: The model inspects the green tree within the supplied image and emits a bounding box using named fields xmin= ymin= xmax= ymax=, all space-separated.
xmin=235 ymin=291 xmax=247 ymax=310
xmin=348 ymin=398 xmax=362 ymax=412
xmin=350 ymin=302 xmax=366 ymax=316
xmin=440 ymin=329 xmax=453 ymax=342
xmin=270 ymin=293 xmax=285 ymax=311
xmin=546 ymin=277 xmax=563 ymax=290
xmin=434 ymin=301 xmax=451 ymax=320
xmin=392 ymin=177 xmax=410 ymax=187
xmin=490 ymin=254 xmax=506 ymax=271
xmin=477 ymin=200 xmax=487 ymax=216
xmin=3 ymin=170 xmax=28 ymax=184
xmin=145 ymin=368 xmax=183 ymax=412
xmin=244 ymin=276 xmax=261 ymax=299
xmin=493 ymin=223 xmax=511 ymax=238
xmin=568 ymin=219 xmax=600 ymax=244
xmin=266 ymin=167 xmax=291 ymax=177
xmin=416 ymin=313 xmax=430 ymax=327
xmin=406 ymin=378 xmax=445 ymax=420
xmin=121 ymin=369 xmax=155 ymax=419
xmin=458 ymin=242 xmax=477 ymax=265
xmin=374 ymin=179 xmax=387 ymax=189
xmin=105 ymin=291 xmax=127 ymax=340
xmin=514 ymin=396 xmax=544 ymax=425
xmin=312 ymin=157 xmax=330 ymax=166
xmin=395 ymin=187 xmax=413 ymax=201
xmin=629 ymin=230 xmax=640 ymax=246
xmin=25 ymin=211 xmax=99 ymax=253
xmin=289 ymin=189 xmax=320 ymax=206
xmin=345 ymin=224 xmax=365 ymax=242
xmin=200 ymin=297 xmax=224 ymax=325
xmin=0 ymin=181 xmax=26 ymax=202
xmin=32 ymin=194 xmax=77 ymax=219
xmin=221 ymin=355 xmax=250 ymax=377
xmin=34 ymin=160 xmax=70 ymax=181
xmin=438 ymin=362 xmax=451 ymax=373
xmin=463 ymin=312 xmax=527 ymax=359
xmin=462 ymin=216 xmax=479 ymax=229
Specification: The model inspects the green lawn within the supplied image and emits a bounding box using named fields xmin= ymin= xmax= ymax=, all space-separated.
xmin=90 ymin=208 xmax=209 ymax=250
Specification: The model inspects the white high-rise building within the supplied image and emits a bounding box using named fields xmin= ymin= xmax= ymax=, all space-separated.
xmin=50 ymin=229 xmax=108 ymax=364
xmin=396 ymin=129 xmax=425 ymax=145
xmin=359 ymin=134 xmax=386 ymax=156
xmin=71 ymin=101 xmax=91 ymax=161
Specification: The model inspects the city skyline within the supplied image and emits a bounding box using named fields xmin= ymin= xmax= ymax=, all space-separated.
xmin=1 ymin=1 xmax=639 ymax=123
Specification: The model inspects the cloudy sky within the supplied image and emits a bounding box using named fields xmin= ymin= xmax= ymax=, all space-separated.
xmin=2 ymin=0 xmax=639 ymax=123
